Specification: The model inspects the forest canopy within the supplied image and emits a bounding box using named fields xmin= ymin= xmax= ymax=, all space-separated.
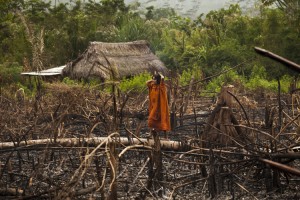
xmin=0 ymin=0 xmax=300 ymax=91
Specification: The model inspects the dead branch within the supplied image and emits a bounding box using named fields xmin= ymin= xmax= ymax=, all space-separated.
xmin=259 ymin=158 xmax=300 ymax=176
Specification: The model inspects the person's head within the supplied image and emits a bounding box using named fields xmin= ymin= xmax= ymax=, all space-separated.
xmin=153 ymin=72 xmax=161 ymax=84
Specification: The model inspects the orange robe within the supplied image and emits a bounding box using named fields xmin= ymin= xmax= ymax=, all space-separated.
xmin=147 ymin=80 xmax=171 ymax=131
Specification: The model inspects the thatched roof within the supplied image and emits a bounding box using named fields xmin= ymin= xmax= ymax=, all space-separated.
xmin=62 ymin=40 xmax=169 ymax=80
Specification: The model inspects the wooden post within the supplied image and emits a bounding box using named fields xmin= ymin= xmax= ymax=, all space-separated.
xmin=107 ymin=141 xmax=118 ymax=200
xmin=183 ymin=75 xmax=195 ymax=113
xmin=152 ymin=130 xmax=163 ymax=196
xmin=170 ymin=112 xmax=177 ymax=131
xmin=264 ymin=164 xmax=273 ymax=193
xmin=217 ymin=85 xmax=235 ymax=108
xmin=277 ymin=78 xmax=283 ymax=130
xmin=143 ymin=130 xmax=164 ymax=198
xmin=208 ymin=149 xmax=217 ymax=198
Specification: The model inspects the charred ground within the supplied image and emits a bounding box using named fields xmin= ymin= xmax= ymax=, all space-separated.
xmin=0 ymin=81 xmax=299 ymax=199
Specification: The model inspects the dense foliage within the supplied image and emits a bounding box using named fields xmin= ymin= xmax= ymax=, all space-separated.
xmin=0 ymin=0 xmax=299 ymax=92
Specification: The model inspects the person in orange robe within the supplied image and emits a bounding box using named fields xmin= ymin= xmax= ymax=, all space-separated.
xmin=146 ymin=73 xmax=171 ymax=138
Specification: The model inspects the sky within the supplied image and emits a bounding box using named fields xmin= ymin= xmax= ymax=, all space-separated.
xmin=125 ymin=0 xmax=229 ymax=17
xmin=126 ymin=0 xmax=258 ymax=18
xmin=50 ymin=0 xmax=258 ymax=18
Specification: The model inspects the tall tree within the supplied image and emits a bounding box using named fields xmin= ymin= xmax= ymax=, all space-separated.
xmin=0 ymin=0 xmax=27 ymax=64
xmin=261 ymin=0 xmax=300 ymax=32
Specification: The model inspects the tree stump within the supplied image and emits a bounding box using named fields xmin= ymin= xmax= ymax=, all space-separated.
xmin=201 ymin=85 xmax=241 ymax=197
xmin=202 ymin=85 xmax=239 ymax=147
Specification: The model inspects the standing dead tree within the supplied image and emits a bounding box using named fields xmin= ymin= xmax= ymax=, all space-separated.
xmin=16 ymin=10 xmax=45 ymax=72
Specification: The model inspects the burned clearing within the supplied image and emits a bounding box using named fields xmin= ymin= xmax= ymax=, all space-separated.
xmin=0 ymin=81 xmax=300 ymax=200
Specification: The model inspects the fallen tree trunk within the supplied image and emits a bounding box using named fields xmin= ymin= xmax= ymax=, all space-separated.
xmin=270 ymin=152 xmax=300 ymax=159
xmin=0 ymin=136 xmax=186 ymax=151
xmin=259 ymin=158 xmax=300 ymax=176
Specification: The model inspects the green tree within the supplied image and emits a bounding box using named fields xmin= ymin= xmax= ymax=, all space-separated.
xmin=261 ymin=0 xmax=300 ymax=35
xmin=0 ymin=0 xmax=29 ymax=64
xmin=160 ymin=16 xmax=192 ymax=70
xmin=160 ymin=4 xmax=254 ymax=77
xmin=145 ymin=6 xmax=154 ymax=20
xmin=46 ymin=3 xmax=71 ymax=65
xmin=257 ymin=8 xmax=297 ymax=79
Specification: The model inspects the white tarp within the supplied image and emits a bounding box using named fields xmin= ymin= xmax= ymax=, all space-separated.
xmin=21 ymin=65 xmax=66 ymax=76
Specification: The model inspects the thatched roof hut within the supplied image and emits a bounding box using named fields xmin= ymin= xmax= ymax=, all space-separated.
xmin=62 ymin=40 xmax=169 ymax=81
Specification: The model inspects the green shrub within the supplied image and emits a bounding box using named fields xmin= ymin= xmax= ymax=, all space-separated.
xmin=245 ymin=65 xmax=292 ymax=93
xmin=246 ymin=75 xmax=292 ymax=93
xmin=203 ymin=66 xmax=243 ymax=94
xmin=245 ymin=76 xmax=277 ymax=92
xmin=15 ymin=82 xmax=35 ymax=97
xmin=88 ymin=78 xmax=102 ymax=86
xmin=179 ymin=65 xmax=203 ymax=86
xmin=249 ymin=65 xmax=267 ymax=79
xmin=62 ymin=77 xmax=103 ymax=88
xmin=280 ymin=75 xmax=293 ymax=93
xmin=119 ymin=72 xmax=152 ymax=93
xmin=62 ymin=77 xmax=78 ymax=85
xmin=0 ymin=62 xmax=23 ymax=85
